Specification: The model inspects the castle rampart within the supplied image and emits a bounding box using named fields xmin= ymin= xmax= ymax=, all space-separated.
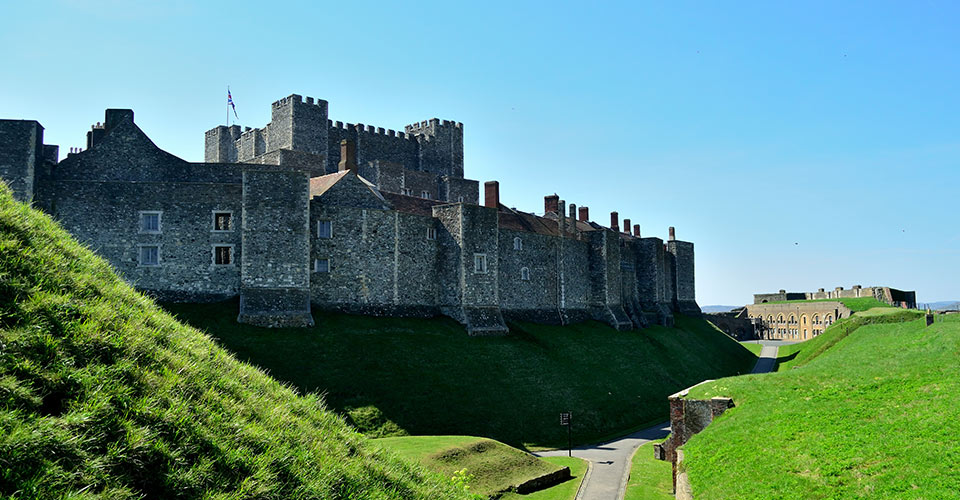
xmin=1 ymin=95 xmax=700 ymax=332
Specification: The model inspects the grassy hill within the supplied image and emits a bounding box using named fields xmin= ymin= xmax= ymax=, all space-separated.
xmin=681 ymin=309 xmax=958 ymax=499
xmin=0 ymin=185 xmax=472 ymax=498
xmin=374 ymin=436 xmax=579 ymax=497
xmin=165 ymin=303 xmax=757 ymax=449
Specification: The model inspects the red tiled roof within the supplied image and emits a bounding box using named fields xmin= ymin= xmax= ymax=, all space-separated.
xmin=309 ymin=171 xmax=349 ymax=197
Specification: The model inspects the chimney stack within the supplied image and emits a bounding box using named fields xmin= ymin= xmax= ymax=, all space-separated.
xmin=668 ymin=226 xmax=676 ymax=241
xmin=578 ymin=206 xmax=589 ymax=222
xmin=338 ymin=139 xmax=357 ymax=172
xmin=569 ymin=203 xmax=577 ymax=219
xmin=484 ymin=181 xmax=499 ymax=208
xmin=610 ymin=211 xmax=619 ymax=230
xmin=544 ymin=194 xmax=559 ymax=214
xmin=633 ymin=224 xmax=641 ymax=237
xmin=623 ymin=218 xmax=631 ymax=234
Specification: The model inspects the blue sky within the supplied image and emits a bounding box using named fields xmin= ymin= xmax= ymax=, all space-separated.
xmin=2 ymin=1 xmax=957 ymax=305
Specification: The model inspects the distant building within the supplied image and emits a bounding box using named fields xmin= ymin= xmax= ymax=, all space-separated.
xmin=746 ymin=285 xmax=916 ymax=341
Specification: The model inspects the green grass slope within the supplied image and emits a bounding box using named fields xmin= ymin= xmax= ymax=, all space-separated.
xmin=374 ymin=436 xmax=563 ymax=497
xmin=776 ymin=307 xmax=923 ymax=371
xmin=0 ymin=185 xmax=470 ymax=498
xmin=165 ymin=304 xmax=757 ymax=449
xmin=683 ymin=314 xmax=960 ymax=499
xmin=764 ymin=296 xmax=887 ymax=311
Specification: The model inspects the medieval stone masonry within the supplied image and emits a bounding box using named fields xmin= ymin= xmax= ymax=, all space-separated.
xmin=0 ymin=94 xmax=700 ymax=333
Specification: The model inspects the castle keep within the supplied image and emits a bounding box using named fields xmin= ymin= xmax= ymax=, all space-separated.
xmin=0 ymin=94 xmax=700 ymax=333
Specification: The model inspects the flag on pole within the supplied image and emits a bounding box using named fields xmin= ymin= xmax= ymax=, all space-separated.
xmin=227 ymin=88 xmax=238 ymax=120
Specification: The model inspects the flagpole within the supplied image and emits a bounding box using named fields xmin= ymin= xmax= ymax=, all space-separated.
xmin=227 ymin=86 xmax=230 ymax=126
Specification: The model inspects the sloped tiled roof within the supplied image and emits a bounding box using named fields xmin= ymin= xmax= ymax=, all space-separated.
xmin=381 ymin=191 xmax=443 ymax=217
xmin=309 ymin=171 xmax=350 ymax=197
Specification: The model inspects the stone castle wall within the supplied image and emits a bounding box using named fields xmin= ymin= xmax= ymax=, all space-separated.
xmin=0 ymin=97 xmax=700 ymax=332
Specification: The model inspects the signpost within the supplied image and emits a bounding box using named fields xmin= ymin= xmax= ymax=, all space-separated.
xmin=560 ymin=412 xmax=572 ymax=457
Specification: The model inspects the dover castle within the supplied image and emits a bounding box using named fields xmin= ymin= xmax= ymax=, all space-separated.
xmin=0 ymin=94 xmax=699 ymax=333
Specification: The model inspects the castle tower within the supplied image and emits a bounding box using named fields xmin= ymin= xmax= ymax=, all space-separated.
xmin=405 ymin=118 xmax=464 ymax=179
xmin=268 ymin=94 xmax=328 ymax=155
xmin=204 ymin=125 xmax=242 ymax=163
xmin=0 ymin=120 xmax=45 ymax=203
xmin=237 ymin=163 xmax=314 ymax=327
xmin=666 ymin=228 xmax=701 ymax=316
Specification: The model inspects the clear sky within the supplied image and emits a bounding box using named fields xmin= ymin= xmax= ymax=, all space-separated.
xmin=2 ymin=1 xmax=958 ymax=306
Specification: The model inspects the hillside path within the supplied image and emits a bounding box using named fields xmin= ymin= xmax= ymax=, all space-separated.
xmin=534 ymin=341 xmax=781 ymax=500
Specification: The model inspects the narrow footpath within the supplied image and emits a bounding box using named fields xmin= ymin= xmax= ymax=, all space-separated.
xmin=536 ymin=341 xmax=783 ymax=500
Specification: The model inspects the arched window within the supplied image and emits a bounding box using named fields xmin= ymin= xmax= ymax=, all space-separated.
xmin=513 ymin=237 xmax=522 ymax=251
xmin=813 ymin=314 xmax=820 ymax=325
xmin=768 ymin=315 xmax=774 ymax=324
xmin=778 ymin=314 xmax=784 ymax=324
xmin=802 ymin=315 xmax=807 ymax=325
xmin=520 ymin=267 xmax=530 ymax=281
xmin=789 ymin=315 xmax=795 ymax=325
xmin=825 ymin=315 xmax=833 ymax=326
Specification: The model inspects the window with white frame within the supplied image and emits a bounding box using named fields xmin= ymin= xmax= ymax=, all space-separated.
xmin=473 ymin=253 xmax=487 ymax=274
xmin=426 ymin=227 xmax=437 ymax=240
xmin=213 ymin=245 xmax=233 ymax=265
xmin=458 ymin=195 xmax=464 ymax=203
xmin=139 ymin=245 xmax=159 ymax=266
xmin=139 ymin=211 xmax=161 ymax=233
xmin=513 ymin=237 xmax=522 ymax=251
xmin=314 ymin=258 xmax=330 ymax=273
xmin=212 ymin=211 xmax=232 ymax=232
xmin=520 ymin=267 xmax=530 ymax=281
xmin=317 ymin=220 xmax=332 ymax=239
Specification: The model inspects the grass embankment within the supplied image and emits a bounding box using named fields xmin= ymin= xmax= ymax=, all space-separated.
xmin=623 ymin=442 xmax=674 ymax=500
xmin=776 ymin=307 xmax=923 ymax=371
xmin=739 ymin=341 xmax=764 ymax=356
xmin=375 ymin=436 xmax=584 ymax=498
xmin=682 ymin=310 xmax=958 ymax=499
xmin=0 ymin=185 xmax=470 ymax=498
xmin=165 ymin=303 xmax=757 ymax=449
xmin=500 ymin=456 xmax=586 ymax=500
xmin=764 ymin=296 xmax=887 ymax=312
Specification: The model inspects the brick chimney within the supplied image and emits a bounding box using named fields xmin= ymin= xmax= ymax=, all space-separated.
xmin=544 ymin=194 xmax=559 ymax=214
xmin=623 ymin=218 xmax=631 ymax=234
xmin=338 ymin=139 xmax=357 ymax=172
xmin=611 ymin=211 xmax=619 ymax=230
xmin=633 ymin=224 xmax=641 ymax=237
xmin=578 ymin=206 xmax=589 ymax=222
xmin=484 ymin=181 xmax=499 ymax=208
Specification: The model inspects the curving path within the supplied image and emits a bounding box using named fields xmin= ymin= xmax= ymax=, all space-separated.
xmin=535 ymin=340 xmax=784 ymax=500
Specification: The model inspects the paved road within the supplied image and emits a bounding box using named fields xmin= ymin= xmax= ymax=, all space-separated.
xmin=535 ymin=343 xmax=780 ymax=499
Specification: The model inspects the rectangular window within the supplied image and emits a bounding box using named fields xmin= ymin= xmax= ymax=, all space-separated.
xmin=139 ymin=245 xmax=159 ymax=266
xmin=421 ymin=190 xmax=431 ymax=199
xmin=139 ymin=211 xmax=161 ymax=233
xmin=214 ymin=246 xmax=232 ymax=265
xmin=473 ymin=253 xmax=487 ymax=274
xmin=317 ymin=220 xmax=332 ymax=239
xmin=314 ymin=258 xmax=330 ymax=273
xmin=426 ymin=227 xmax=437 ymax=240
xmin=213 ymin=212 xmax=232 ymax=231
xmin=401 ymin=188 xmax=413 ymax=196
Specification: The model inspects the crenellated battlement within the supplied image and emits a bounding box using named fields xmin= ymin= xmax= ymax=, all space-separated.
xmin=404 ymin=118 xmax=463 ymax=135
xmin=328 ymin=120 xmax=415 ymax=139
xmin=271 ymin=94 xmax=328 ymax=109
